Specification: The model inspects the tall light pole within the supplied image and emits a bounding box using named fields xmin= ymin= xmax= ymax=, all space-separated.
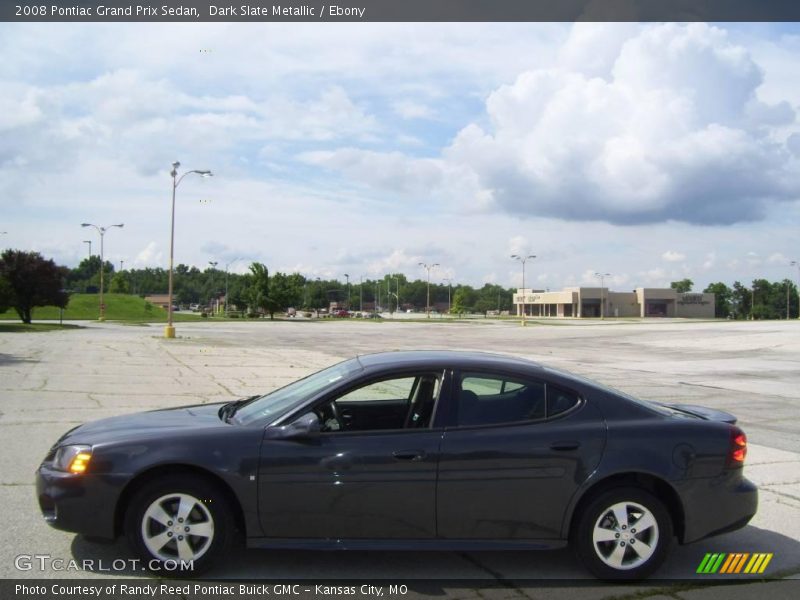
xmin=344 ymin=273 xmax=350 ymax=311
xmin=443 ymin=278 xmax=452 ymax=315
xmin=119 ymin=259 xmax=124 ymax=272
xmin=791 ymin=261 xmax=800 ymax=320
xmin=595 ymin=272 xmax=611 ymax=319
xmin=359 ymin=275 xmax=368 ymax=313
xmin=511 ymin=254 xmax=535 ymax=325
xmin=166 ymin=161 xmax=213 ymax=338
xmin=81 ymin=223 xmax=124 ymax=321
xmin=83 ymin=240 xmax=92 ymax=259
xmin=223 ymin=258 xmax=242 ymax=316
xmin=419 ymin=263 xmax=439 ymax=318
xmin=207 ymin=261 xmax=218 ymax=314
xmin=393 ymin=276 xmax=400 ymax=313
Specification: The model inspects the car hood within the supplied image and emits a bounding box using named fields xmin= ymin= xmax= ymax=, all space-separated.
xmin=57 ymin=402 xmax=228 ymax=446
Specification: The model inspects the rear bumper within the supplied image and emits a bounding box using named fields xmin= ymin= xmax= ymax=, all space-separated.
xmin=679 ymin=472 xmax=758 ymax=544
xmin=35 ymin=465 xmax=124 ymax=540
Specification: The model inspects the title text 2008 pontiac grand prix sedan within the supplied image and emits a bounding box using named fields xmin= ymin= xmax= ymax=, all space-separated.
xmin=37 ymin=350 xmax=757 ymax=579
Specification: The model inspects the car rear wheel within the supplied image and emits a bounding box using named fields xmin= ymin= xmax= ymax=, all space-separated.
xmin=573 ymin=487 xmax=672 ymax=580
xmin=125 ymin=475 xmax=233 ymax=575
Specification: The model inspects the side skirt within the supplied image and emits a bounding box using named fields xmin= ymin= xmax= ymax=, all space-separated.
xmin=246 ymin=538 xmax=568 ymax=551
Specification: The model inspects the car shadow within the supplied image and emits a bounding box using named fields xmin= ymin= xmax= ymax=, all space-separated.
xmin=68 ymin=524 xmax=800 ymax=584
xmin=0 ymin=352 xmax=40 ymax=366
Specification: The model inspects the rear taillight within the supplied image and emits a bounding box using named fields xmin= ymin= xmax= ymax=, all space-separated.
xmin=727 ymin=426 xmax=747 ymax=467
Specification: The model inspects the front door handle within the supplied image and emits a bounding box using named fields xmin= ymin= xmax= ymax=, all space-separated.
xmin=393 ymin=450 xmax=426 ymax=461
xmin=550 ymin=441 xmax=580 ymax=451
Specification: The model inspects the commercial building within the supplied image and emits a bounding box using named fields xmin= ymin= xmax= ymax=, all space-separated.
xmin=513 ymin=287 xmax=715 ymax=319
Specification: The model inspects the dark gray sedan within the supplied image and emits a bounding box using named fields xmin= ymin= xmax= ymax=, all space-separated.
xmin=36 ymin=350 xmax=757 ymax=579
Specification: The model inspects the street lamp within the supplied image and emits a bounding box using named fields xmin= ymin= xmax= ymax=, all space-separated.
xmin=511 ymin=254 xmax=535 ymax=325
xmin=344 ymin=274 xmax=350 ymax=311
xmin=222 ymin=258 xmax=243 ymax=316
xmin=443 ymin=278 xmax=452 ymax=315
xmin=595 ymin=272 xmax=611 ymax=319
xmin=83 ymin=240 xmax=92 ymax=259
xmin=419 ymin=263 xmax=439 ymax=318
xmin=393 ymin=276 xmax=400 ymax=313
xmin=166 ymin=161 xmax=213 ymax=338
xmin=81 ymin=223 xmax=124 ymax=321
xmin=791 ymin=261 xmax=800 ymax=320
xmin=359 ymin=275 xmax=368 ymax=313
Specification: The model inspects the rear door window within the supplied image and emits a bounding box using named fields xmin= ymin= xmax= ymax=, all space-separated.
xmin=454 ymin=373 xmax=581 ymax=427
xmin=457 ymin=374 xmax=546 ymax=426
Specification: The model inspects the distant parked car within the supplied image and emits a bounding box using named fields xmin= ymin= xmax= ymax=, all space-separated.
xmin=36 ymin=351 xmax=756 ymax=579
xmin=333 ymin=309 xmax=350 ymax=318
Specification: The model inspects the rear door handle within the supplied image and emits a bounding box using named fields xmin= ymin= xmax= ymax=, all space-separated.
xmin=550 ymin=441 xmax=580 ymax=451
xmin=393 ymin=450 xmax=426 ymax=461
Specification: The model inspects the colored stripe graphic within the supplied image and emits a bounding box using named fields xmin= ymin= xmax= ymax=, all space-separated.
xmin=721 ymin=553 xmax=749 ymax=573
xmin=744 ymin=553 xmax=774 ymax=574
xmin=697 ymin=553 xmax=726 ymax=573
xmin=698 ymin=552 xmax=773 ymax=574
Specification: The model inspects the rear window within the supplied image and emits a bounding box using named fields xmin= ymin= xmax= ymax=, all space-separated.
xmin=455 ymin=373 xmax=580 ymax=427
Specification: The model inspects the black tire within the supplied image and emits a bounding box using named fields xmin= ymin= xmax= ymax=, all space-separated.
xmin=572 ymin=487 xmax=673 ymax=580
xmin=125 ymin=475 xmax=234 ymax=576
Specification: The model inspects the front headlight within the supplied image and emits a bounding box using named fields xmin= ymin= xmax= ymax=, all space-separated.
xmin=53 ymin=445 xmax=92 ymax=474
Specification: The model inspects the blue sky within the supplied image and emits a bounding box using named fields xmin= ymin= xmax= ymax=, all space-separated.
xmin=2 ymin=22 xmax=800 ymax=291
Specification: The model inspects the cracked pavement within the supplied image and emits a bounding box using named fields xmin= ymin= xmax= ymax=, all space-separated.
xmin=0 ymin=318 xmax=798 ymax=598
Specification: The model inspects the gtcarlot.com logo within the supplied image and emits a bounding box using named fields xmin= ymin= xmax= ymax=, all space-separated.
xmin=696 ymin=552 xmax=773 ymax=574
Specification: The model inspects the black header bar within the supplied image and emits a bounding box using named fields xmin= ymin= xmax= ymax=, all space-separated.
xmin=4 ymin=1 xmax=800 ymax=23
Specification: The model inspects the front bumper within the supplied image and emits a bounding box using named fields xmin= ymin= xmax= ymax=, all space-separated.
xmin=679 ymin=471 xmax=758 ymax=544
xmin=35 ymin=465 xmax=126 ymax=540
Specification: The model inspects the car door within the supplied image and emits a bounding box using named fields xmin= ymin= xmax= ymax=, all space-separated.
xmin=437 ymin=370 xmax=606 ymax=540
xmin=258 ymin=372 xmax=445 ymax=540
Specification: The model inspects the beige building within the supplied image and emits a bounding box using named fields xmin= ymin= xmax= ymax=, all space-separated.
xmin=513 ymin=287 xmax=715 ymax=319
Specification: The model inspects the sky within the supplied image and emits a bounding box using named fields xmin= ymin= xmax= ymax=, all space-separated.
xmin=2 ymin=21 xmax=800 ymax=291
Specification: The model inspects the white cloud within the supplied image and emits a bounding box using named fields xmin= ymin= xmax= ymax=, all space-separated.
xmin=365 ymin=249 xmax=423 ymax=276
xmin=444 ymin=24 xmax=800 ymax=226
xmin=134 ymin=241 xmax=163 ymax=267
xmin=300 ymin=148 xmax=445 ymax=194
xmin=767 ymin=252 xmax=789 ymax=265
xmin=507 ymin=235 xmax=534 ymax=257
xmin=662 ymin=250 xmax=686 ymax=262
xmin=392 ymin=100 xmax=435 ymax=120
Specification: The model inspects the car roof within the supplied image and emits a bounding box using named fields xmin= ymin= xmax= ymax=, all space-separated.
xmin=355 ymin=350 xmax=544 ymax=371
xmin=353 ymin=350 xmax=615 ymax=393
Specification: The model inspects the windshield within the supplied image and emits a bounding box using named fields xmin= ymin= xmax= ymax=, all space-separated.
xmin=232 ymin=358 xmax=363 ymax=425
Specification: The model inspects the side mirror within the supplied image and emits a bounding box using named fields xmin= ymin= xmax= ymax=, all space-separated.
xmin=268 ymin=412 xmax=320 ymax=440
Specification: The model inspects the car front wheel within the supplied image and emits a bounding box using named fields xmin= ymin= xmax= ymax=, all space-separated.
xmin=125 ymin=475 xmax=234 ymax=575
xmin=573 ymin=487 xmax=672 ymax=580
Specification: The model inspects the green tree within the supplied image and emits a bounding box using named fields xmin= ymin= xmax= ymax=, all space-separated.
xmin=0 ymin=250 xmax=69 ymax=323
xmin=670 ymin=279 xmax=694 ymax=293
xmin=247 ymin=262 xmax=270 ymax=315
xmin=731 ymin=281 xmax=752 ymax=319
xmin=0 ymin=275 xmax=12 ymax=314
xmin=703 ymin=282 xmax=732 ymax=318
xmin=451 ymin=286 xmax=477 ymax=315
xmin=265 ymin=272 xmax=303 ymax=317
xmin=109 ymin=272 xmax=130 ymax=293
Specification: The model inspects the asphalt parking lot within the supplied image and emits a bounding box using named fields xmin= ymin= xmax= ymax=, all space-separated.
xmin=1 ymin=318 xmax=798 ymax=598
